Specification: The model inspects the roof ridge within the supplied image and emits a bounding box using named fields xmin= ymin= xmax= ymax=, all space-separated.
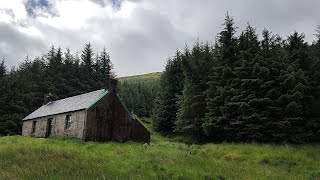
xmin=49 ymin=89 xmax=105 ymax=104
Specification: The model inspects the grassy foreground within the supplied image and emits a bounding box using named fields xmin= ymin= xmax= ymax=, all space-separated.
xmin=0 ymin=121 xmax=320 ymax=179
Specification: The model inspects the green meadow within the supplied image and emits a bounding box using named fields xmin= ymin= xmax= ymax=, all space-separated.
xmin=0 ymin=119 xmax=319 ymax=179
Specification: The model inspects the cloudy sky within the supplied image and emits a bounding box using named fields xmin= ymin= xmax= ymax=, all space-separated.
xmin=0 ymin=0 xmax=320 ymax=76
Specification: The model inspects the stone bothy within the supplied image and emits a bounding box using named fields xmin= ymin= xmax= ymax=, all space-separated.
xmin=22 ymin=79 xmax=150 ymax=143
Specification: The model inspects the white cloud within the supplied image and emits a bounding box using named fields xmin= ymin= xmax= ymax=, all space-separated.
xmin=17 ymin=25 xmax=43 ymax=38
xmin=0 ymin=12 xmax=12 ymax=23
xmin=0 ymin=0 xmax=27 ymax=22
xmin=38 ymin=0 xmax=103 ymax=29
xmin=113 ymin=1 xmax=137 ymax=18
xmin=36 ymin=0 xmax=137 ymax=30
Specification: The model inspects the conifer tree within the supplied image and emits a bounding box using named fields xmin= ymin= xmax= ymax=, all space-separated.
xmin=153 ymin=51 xmax=184 ymax=132
xmin=47 ymin=45 xmax=55 ymax=67
xmin=282 ymin=32 xmax=314 ymax=142
xmin=226 ymin=24 xmax=263 ymax=141
xmin=0 ymin=58 xmax=6 ymax=78
xmin=99 ymin=48 xmax=113 ymax=78
xmin=204 ymin=14 xmax=239 ymax=141
xmin=80 ymin=43 xmax=95 ymax=91
xmin=315 ymin=25 xmax=320 ymax=45
xmin=309 ymin=28 xmax=320 ymax=141
xmin=0 ymin=59 xmax=7 ymax=131
xmin=81 ymin=43 xmax=94 ymax=81
xmin=64 ymin=48 xmax=73 ymax=65
xmin=176 ymin=42 xmax=214 ymax=141
xmin=258 ymin=30 xmax=286 ymax=142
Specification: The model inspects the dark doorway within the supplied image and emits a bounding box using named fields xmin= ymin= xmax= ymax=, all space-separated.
xmin=46 ymin=118 xmax=53 ymax=137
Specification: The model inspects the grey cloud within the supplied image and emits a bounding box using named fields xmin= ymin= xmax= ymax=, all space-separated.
xmin=0 ymin=23 xmax=46 ymax=68
xmin=108 ymin=8 xmax=190 ymax=75
xmin=1 ymin=0 xmax=320 ymax=76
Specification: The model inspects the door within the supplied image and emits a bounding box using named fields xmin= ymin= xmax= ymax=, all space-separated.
xmin=46 ymin=118 xmax=53 ymax=137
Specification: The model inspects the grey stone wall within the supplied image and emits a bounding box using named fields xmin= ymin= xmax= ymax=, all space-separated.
xmin=22 ymin=119 xmax=47 ymax=137
xmin=22 ymin=110 xmax=86 ymax=139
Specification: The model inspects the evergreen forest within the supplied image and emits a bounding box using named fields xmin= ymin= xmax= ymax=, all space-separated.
xmin=153 ymin=15 xmax=320 ymax=143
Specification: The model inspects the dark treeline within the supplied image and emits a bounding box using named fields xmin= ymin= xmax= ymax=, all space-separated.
xmin=0 ymin=43 xmax=114 ymax=135
xmin=153 ymin=15 xmax=320 ymax=143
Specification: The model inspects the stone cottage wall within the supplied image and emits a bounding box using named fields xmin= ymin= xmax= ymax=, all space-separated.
xmin=22 ymin=110 xmax=86 ymax=139
xmin=22 ymin=119 xmax=47 ymax=137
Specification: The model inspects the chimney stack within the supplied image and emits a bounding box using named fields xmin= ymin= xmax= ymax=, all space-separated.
xmin=105 ymin=78 xmax=118 ymax=93
xmin=43 ymin=92 xmax=55 ymax=105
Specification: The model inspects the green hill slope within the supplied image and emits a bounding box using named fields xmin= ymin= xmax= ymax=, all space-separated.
xmin=118 ymin=72 xmax=162 ymax=82
xmin=117 ymin=72 xmax=161 ymax=117
xmin=1 ymin=119 xmax=320 ymax=179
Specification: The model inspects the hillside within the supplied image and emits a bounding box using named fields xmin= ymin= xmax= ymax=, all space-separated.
xmin=117 ymin=72 xmax=161 ymax=117
xmin=118 ymin=72 xmax=161 ymax=83
xmin=1 ymin=118 xmax=320 ymax=179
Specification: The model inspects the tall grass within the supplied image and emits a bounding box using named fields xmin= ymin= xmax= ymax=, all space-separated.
xmin=0 ymin=130 xmax=320 ymax=179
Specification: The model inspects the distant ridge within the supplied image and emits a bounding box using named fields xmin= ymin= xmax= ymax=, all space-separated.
xmin=118 ymin=72 xmax=161 ymax=81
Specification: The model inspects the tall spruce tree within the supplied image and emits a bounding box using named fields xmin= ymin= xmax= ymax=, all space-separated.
xmin=0 ymin=58 xmax=6 ymax=78
xmin=315 ymin=26 xmax=320 ymax=45
xmin=81 ymin=43 xmax=94 ymax=81
xmin=282 ymin=32 xmax=315 ymax=142
xmin=308 ymin=28 xmax=320 ymax=141
xmin=0 ymin=59 xmax=6 ymax=135
xmin=259 ymin=30 xmax=287 ymax=142
xmin=45 ymin=45 xmax=57 ymax=93
xmin=99 ymin=48 xmax=113 ymax=78
xmin=204 ymin=14 xmax=239 ymax=141
xmin=176 ymin=42 xmax=214 ymax=141
xmin=80 ymin=43 xmax=95 ymax=91
xmin=153 ymin=51 xmax=184 ymax=132
xmin=226 ymin=24 xmax=263 ymax=141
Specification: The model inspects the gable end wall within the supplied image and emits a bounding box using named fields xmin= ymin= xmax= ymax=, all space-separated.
xmin=84 ymin=92 xmax=150 ymax=143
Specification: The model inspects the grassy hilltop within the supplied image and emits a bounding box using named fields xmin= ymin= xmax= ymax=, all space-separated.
xmin=0 ymin=118 xmax=320 ymax=179
xmin=118 ymin=72 xmax=162 ymax=83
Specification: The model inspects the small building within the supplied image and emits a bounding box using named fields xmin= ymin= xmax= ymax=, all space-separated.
xmin=22 ymin=79 xmax=150 ymax=143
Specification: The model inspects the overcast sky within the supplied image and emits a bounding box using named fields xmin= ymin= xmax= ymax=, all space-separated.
xmin=0 ymin=0 xmax=320 ymax=76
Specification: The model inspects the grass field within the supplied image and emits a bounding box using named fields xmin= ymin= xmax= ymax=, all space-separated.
xmin=1 ymin=118 xmax=320 ymax=179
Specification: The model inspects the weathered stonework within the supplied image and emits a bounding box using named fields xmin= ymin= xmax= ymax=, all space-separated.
xmin=22 ymin=110 xmax=86 ymax=139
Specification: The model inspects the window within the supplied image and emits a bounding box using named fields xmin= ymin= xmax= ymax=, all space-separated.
xmin=65 ymin=115 xmax=72 ymax=129
xmin=32 ymin=121 xmax=37 ymax=134
xmin=47 ymin=118 xmax=53 ymax=137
